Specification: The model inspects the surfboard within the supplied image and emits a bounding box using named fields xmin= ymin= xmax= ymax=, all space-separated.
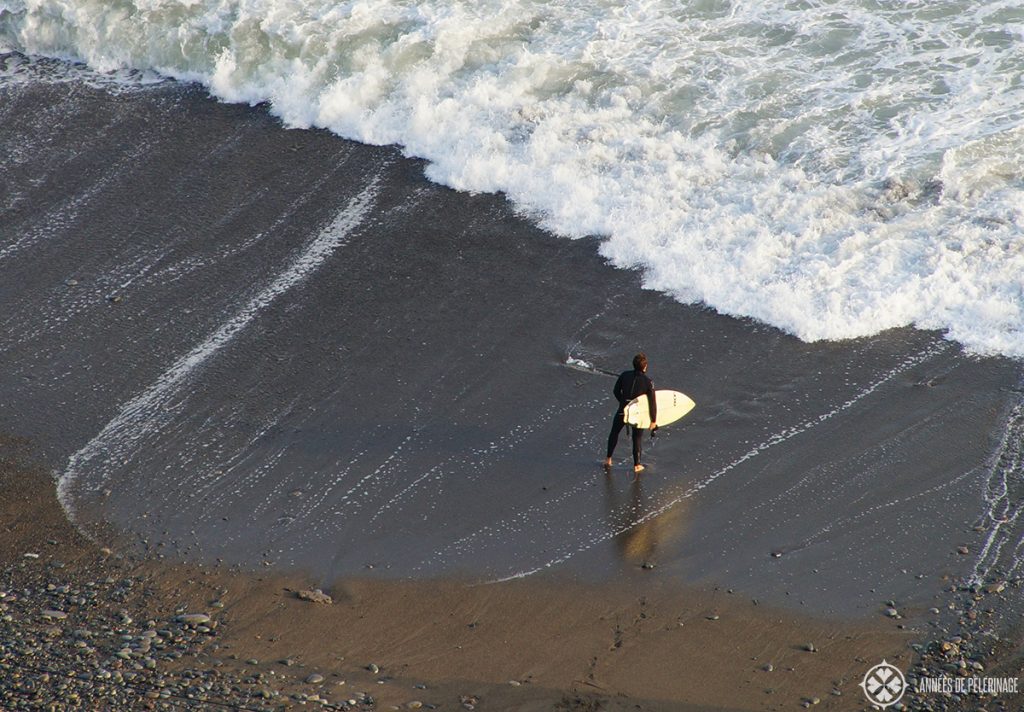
xmin=623 ymin=390 xmax=695 ymax=429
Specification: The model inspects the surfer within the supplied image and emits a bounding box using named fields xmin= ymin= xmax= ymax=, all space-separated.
xmin=605 ymin=353 xmax=657 ymax=474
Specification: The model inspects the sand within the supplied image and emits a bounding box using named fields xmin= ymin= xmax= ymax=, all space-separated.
xmin=2 ymin=58 xmax=1024 ymax=711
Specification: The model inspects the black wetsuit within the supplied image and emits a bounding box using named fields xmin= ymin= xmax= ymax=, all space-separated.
xmin=606 ymin=368 xmax=657 ymax=467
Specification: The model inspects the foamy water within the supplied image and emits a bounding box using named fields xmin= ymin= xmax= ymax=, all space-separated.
xmin=3 ymin=0 xmax=1023 ymax=355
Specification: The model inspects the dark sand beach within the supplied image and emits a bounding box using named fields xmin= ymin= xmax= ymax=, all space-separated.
xmin=2 ymin=61 xmax=1024 ymax=709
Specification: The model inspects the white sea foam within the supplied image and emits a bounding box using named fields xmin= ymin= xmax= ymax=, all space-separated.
xmin=3 ymin=0 xmax=1023 ymax=355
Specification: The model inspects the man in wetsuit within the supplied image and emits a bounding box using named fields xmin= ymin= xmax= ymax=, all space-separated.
xmin=605 ymin=352 xmax=657 ymax=474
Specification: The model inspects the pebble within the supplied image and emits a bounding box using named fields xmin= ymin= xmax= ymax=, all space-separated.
xmin=176 ymin=613 xmax=211 ymax=625
xmin=804 ymin=643 xmax=817 ymax=653
xmin=40 ymin=609 xmax=68 ymax=620
xmin=957 ymin=546 xmax=970 ymax=555
xmin=297 ymin=588 xmax=334 ymax=604
xmin=306 ymin=673 xmax=324 ymax=684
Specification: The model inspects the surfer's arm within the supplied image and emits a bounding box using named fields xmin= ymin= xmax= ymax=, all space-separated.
xmin=646 ymin=379 xmax=657 ymax=424
xmin=612 ymin=374 xmax=624 ymax=405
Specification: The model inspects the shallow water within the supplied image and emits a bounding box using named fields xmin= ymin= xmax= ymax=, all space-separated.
xmin=2 ymin=77 xmax=1023 ymax=619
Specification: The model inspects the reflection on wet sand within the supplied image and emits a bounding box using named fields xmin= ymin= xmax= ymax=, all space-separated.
xmin=603 ymin=471 xmax=688 ymax=569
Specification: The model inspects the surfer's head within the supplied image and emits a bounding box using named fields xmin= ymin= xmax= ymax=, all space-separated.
xmin=633 ymin=353 xmax=648 ymax=372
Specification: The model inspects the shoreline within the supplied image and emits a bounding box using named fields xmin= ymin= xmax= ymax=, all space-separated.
xmin=2 ymin=69 xmax=1023 ymax=711
xmin=4 ymin=438 xmax=1022 ymax=711
xmin=0 ymin=439 xmax=915 ymax=711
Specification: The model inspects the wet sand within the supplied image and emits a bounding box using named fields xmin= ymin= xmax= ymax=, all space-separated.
xmin=2 ymin=58 xmax=1024 ymax=709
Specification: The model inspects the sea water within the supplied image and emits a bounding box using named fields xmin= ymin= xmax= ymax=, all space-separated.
xmin=2 ymin=0 xmax=1022 ymax=355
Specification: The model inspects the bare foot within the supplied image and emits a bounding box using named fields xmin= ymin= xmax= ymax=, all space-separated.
xmin=603 ymin=457 xmax=613 ymax=468
xmin=633 ymin=464 xmax=645 ymax=474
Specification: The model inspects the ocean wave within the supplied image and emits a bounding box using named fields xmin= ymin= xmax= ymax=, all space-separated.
xmin=3 ymin=0 xmax=1023 ymax=355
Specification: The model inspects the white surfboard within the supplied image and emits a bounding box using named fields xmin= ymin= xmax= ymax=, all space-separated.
xmin=623 ymin=390 xmax=695 ymax=429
